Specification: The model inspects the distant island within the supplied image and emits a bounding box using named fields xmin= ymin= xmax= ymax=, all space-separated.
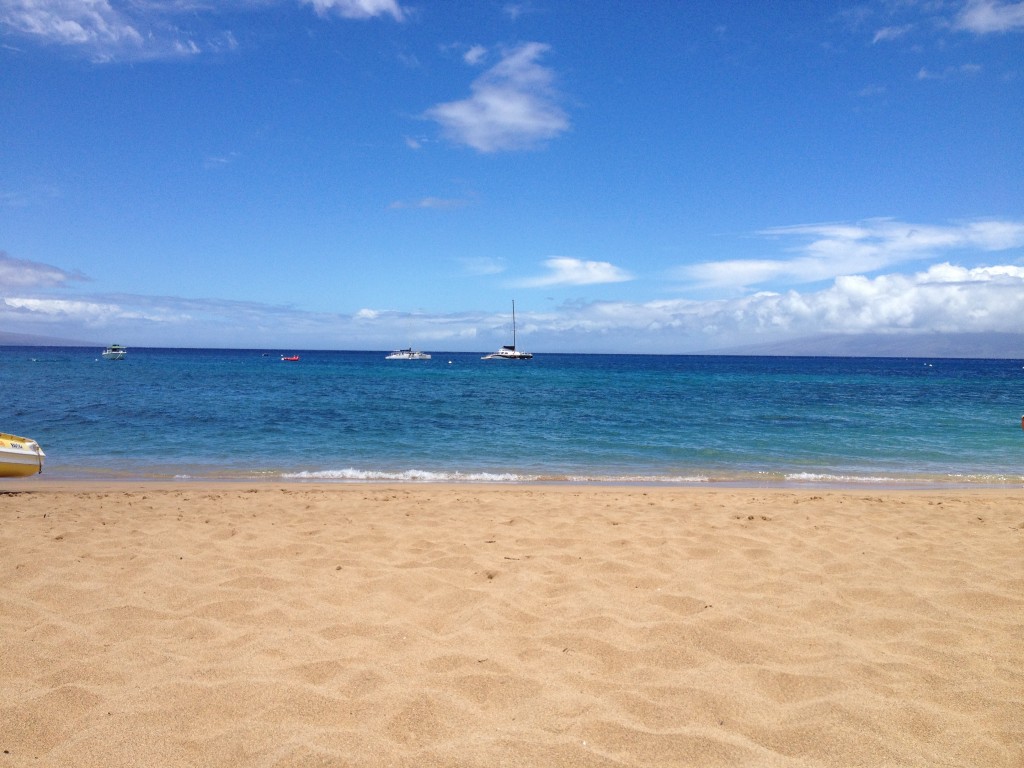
xmin=0 ymin=330 xmax=97 ymax=347
xmin=711 ymin=332 xmax=1024 ymax=360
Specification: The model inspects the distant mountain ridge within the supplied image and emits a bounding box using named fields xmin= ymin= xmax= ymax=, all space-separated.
xmin=0 ymin=330 xmax=96 ymax=347
xmin=712 ymin=332 xmax=1024 ymax=359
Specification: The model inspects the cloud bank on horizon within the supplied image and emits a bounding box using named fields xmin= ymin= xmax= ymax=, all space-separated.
xmin=1 ymin=1 xmax=1022 ymax=353
xmin=4 ymin=216 xmax=1023 ymax=352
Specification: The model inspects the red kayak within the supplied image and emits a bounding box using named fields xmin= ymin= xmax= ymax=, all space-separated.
xmin=280 ymin=355 xmax=300 ymax=362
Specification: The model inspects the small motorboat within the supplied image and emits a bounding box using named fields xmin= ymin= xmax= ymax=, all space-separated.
xmin=102 ymin=344 xmax=127 ymax=360
xmin=386 ymin=348 xmax=432 ymax=360
xmin=281 ymin=355 xmax=300 ymax=362
xmin=0 ymin=433 xmax=45 ymax=477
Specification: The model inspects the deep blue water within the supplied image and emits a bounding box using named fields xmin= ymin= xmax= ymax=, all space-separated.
xmin=3 ymin=346 xmax=1024 ymax=486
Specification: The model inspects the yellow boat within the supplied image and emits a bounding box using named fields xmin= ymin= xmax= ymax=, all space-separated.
xmin=0 ymin=433 xmax=46 ymax=477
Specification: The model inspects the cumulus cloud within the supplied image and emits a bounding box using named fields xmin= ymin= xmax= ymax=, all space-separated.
xmin=725 ymin=263 xmax=1024 ymax=337
xmin=956 ymin=0 xmax=1024 ymax=33
xmin=681 ymin=218 xmax=1024 ymax=291
xmin=519 ymin=257 xmax=634 ymax=287
xmin=502 ymin=261 xmax=1024 ymax=350
xmin=0 ymin=251 xmax=86 ymax=289
xmin=424 ymin=42 xmax=569 ymax=152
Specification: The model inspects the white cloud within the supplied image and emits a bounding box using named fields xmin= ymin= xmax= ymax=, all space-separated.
xmin=0 ymin=0 xmax=143 ymax=49
xmin=0 ymin=0 xmax=403 ymax=60
xmin=2 ymin=296 xmax=173 ymax=324
xmin=872 ymin=24 xmax=913 ymax=43
xmin=680 ymin=218 xmax=1024 ymax=291
xmin=0 ymin=251 xmax=86 ymax=289
xmin=519 ymin=257 xmax=634 ymax=287
xmin=917 ymin=63 xmax=983 ymax=80
xmin=424 ymin=42 xmax=569 ymax=152
xmin=388 ymin=196 xmax=467 ymax=210
xmin=463 ymin=44 xmax=487 ymax=65
xmin=459 ymin=257 xmax=506 ymax=276
xmin=300 ymin=0 xmax=404 ymax=21
xmin=743 ymin=263 xmax=1024 ymax=335
xmin=857 ymin=84 xmax=887 ymax=97
xmin=502 ymin=3 xmax=530 ymax=21
xmin=956 ymin=0 xmax=1024 ymax=33
xmin=203 ymin=151 xmax=241 ymax=169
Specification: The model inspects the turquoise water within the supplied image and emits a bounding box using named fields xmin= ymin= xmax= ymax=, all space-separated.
xmin=3 ymin=347 xmax=1023 ymax=485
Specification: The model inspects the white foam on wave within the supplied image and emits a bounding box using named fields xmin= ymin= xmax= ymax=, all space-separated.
xmin=282 ymin=468 xmax=714 ymax=484
xmin=785 ymin=472 xmax=912 ymax=484
xmin=283 ymin=468 xmax=530 ymax=483
xmin=564 ymin=474 xmax=711 ymax=484
xmin=786 ymin=471 xmax=1024 ymax=486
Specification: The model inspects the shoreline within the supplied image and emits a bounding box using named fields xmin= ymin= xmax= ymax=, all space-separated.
xmin=3 ymin=484 xmax=1021 ymax=766
xmin=8 ymin=471 xmax=1024 ymax=491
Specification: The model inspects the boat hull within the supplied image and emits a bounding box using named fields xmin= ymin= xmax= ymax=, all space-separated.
xmin=0 ymin=434 xmax=45 ymax=477
xmin=481 ymin=346 xmax=533 ymax=360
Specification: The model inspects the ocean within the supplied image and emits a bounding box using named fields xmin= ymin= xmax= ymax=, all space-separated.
xmin=3 ymin=346 xmax=1023 ymax=486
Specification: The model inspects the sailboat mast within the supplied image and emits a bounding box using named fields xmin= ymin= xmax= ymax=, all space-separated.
xmin=512 ymin=300 xmax=516 ymax=349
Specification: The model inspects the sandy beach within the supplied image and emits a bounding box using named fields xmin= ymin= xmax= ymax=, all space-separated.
xmin=1 ymin=484 xmax=1021 ymax=767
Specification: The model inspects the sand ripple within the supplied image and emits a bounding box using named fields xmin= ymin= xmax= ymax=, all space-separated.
xmin=2 ymin=486 xmax=1022 ymax=766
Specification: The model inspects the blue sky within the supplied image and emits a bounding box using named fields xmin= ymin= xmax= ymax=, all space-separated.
xmin=1 ymin=0 xmax=1022 ymax=353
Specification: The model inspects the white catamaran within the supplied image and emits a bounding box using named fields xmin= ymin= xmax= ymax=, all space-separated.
xmin=482 ymin=301 xmax=533 ymax=360
xmin=385 ymin=348 xmax=432 ymax=360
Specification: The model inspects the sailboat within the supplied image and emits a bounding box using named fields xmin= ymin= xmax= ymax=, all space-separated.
xmin=482 ymin=301 xmax=533 ymax=360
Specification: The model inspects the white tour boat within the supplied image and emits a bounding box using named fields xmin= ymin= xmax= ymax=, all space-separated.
xmin=102 ymin=344 xmax=127 ymax=360
xmin=386 ymin=348 xmax=432 ymax=360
